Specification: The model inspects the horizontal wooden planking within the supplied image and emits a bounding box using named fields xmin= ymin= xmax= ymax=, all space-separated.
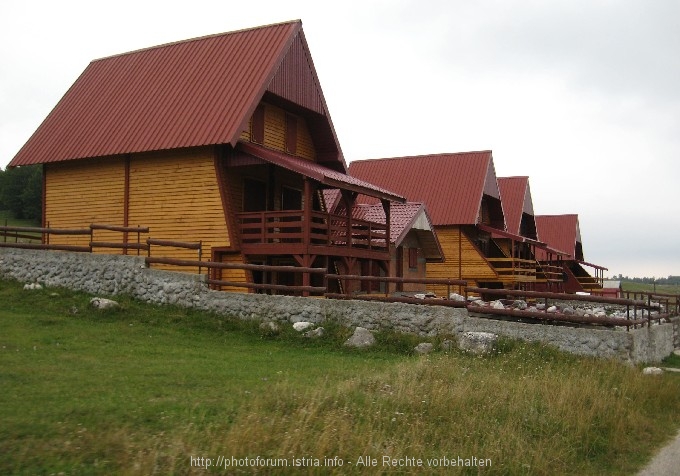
xmin=240 ymin=101 xmax=317 ymax=161
xmin=218 ymin=252 xmax=249 ymax=292
xmin=45 ymin=158 xmax=125 ymax=250
xmin=294 ymin=115 xmax=315 ymax=161
xmin=264 ymin=104 xmax=286 ymax=151
xmin=128 ymin=148 xmax=229 ymax=263
xmin=425 ymin=226 xmax=497 ymax=295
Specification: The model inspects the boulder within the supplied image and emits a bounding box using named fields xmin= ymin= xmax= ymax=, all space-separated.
xmin=414 ymin=293 xmax=426 ymax=300
xmin=89 ymin=297 xmax=120 ymax=310
xmin=259 ymin=321 xmax=281 ymax=335
xmin=344 ymin=327 xmax=376 ymax=348
xmin=414 ymin=342 xmax=434 ymax=355
xmin=23 ymin=282 xmax=43 ymax=290
xmin=642 ymin=367 xmax=663 ymax=375
xmin=673 ymin=349 xmax=680 ymax=357
xmin=448 ymin=293 xmax=466 ymax=302
xmin=458 ymin=331 xmax=498 ymax=355
xmin=491 ymin=300 xmax=505 ymax=310
xmin=512 ymin=300 xmax=528 ymax=310
xmin=292 ymin=321 xmax=313 ymax=332
xmin=304 ymin=327 xmax=325 ymax=338
xmin=547 ymin=305 xmax=557 ymax=313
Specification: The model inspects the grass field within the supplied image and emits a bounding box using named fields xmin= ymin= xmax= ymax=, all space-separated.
xmin=2 ymin=277 xmax=680 ymax=475
xmin=0 ymin=210 xmax=40 ymax=228
xmin=621 ymin=281 xmax=680 ymax=297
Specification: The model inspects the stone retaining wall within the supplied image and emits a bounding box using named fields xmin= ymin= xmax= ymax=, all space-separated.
xmin=0 ymin=248 xmax=676 ymax=363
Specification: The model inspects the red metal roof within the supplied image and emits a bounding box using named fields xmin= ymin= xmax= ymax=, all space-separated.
xmin=497 ymin=176 xmax=538 ymax=241
xmin=238 ymin=142 xmax=404 ymax=202
xmin=534 ymin=214 xmax=582 ymax=260
xmin=349 ymin=151 xmax=500 ymax=226
xmin=10 ymin=20 xmax=344 ymax=168
xmin=353 ymin=202 xmax=444 ymax=261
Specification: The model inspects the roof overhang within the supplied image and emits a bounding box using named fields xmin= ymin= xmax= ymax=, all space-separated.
xmin=477 ymin=223 xmax=544 ymax=246
xmin=237 ymin=142 xmax=405 ymax=202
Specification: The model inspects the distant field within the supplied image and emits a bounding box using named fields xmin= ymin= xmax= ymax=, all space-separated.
xmin=2 ymin=278 xmax=680 ymax=475
xmin=621 ymin=282 xmax=680 ymax=296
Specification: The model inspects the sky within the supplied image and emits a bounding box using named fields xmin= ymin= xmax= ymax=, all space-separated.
xmin=1 ymin=0 xmax=678 ymax=278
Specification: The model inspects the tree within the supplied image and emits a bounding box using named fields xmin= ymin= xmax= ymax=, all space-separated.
xmin=0 ymin=165 xmax=42 ymax=221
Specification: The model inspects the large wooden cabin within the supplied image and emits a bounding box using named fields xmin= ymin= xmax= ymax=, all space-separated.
xmin=8 ymin=21 xmax=406 ymax=293
xmin=350 ymin=152 xmax=535 ymax=294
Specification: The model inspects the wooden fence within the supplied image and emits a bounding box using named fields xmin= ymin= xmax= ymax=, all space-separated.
xmin=1 ymin=224 xmax=678 ymax=328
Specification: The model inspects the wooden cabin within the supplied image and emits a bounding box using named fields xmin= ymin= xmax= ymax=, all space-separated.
xmin=8 ymin=20 xmax=406 ymax=293
xmin=350 ymin=202 xmax=444 ymax=294
xmin=534 ymin=214 xmax=607 ymax=293
xmin=495 ymin=176 xmax=565 ymax=290
xmin=349 ymin=152 xmax=534 ymax=294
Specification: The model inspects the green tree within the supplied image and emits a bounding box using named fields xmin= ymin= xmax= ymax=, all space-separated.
xmin=0 ymin=165 xmax=42 ymax=221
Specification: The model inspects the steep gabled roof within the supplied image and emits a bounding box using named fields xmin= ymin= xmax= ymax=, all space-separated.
xmin=534 ymin=214 xmax=583 ymax=260
xmin=353 ymin=202 xmax=444 ymax=261
xmin=497 ymin=176 xmax=537 ymax=238
xmin=10 ymin=20 xmax=344 ymax=168
xmin=349 ymin=151 xmax=500 ymax=226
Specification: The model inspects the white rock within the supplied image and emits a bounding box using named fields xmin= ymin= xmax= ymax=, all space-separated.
xmin=547 ymin=306 xmax=557 ymax=313
xmin=673 ymin=349 xmax=680 ymax=357
xmin=492 ymin=300 xmax=505 ymax=310
xmin=89 ymin=297 xmax=120 ymax=310
xmin=304 ymin=327 xmax=325 ymax=338
xmin=293 ymin=321 xmax=313 ymax=332
xmin=23 ymin=282 xmax=43 ymax=290
xmin=414 ymin=293 xmax=426 ymax=300
xmin=458 ymin=331 xmax=498 ymax=355
xmin=642 ymin=367 xmax=663 ymax=375
xmin=414 ymin=342 xmax=434 ymax=355
xmin=448 ymin=293 xmax=466 ymax=302
xmin=344 ymin=327 xmax=376 ymax=348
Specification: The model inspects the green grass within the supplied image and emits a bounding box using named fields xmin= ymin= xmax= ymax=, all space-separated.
xmin=621 ymin=281 xmax=680 ymax=296
xmin=2 ymin=278 xmax=680 ymax=475
xmin=0 ymin=209 xmax=40 ymax=228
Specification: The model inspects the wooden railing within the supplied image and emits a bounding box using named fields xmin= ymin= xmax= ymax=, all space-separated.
xmin=487 ymin=257 xmax=537 ymax=282
xmin=536 ymin=262 xmax=564 ymax=283
xmin=143 ymin=256 xmax=326 ymax=295
xmin=237 ymin=210 xmax=388 ymax=252
xmin=325 ymin=274 xmax=468 ymax=304
xmin=466 ymin=286 xmax=672 ymax=329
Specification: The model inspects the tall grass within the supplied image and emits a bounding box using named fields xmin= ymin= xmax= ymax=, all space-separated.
xmin=1 ymin=277 xmax=680 ymax=475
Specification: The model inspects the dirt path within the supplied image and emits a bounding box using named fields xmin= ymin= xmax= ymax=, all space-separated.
xmin=637 ymin=429 xmax=680 ymax=475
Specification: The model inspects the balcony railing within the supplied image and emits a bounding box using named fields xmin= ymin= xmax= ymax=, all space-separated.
xmin=486 ymin=257 xmax=537 ymax=283
xmin=237 ymin=210 xmax=388 ymax=252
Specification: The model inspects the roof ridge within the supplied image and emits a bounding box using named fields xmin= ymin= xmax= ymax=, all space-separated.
xmin=92 ymin=19 xmax=302 ymax=63
xmin=351 ymin=150 xmax=493 ymax=164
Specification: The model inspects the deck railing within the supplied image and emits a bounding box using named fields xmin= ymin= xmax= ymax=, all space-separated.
xmin=487 ymin=257 xmax=537 ymax=282
xmin=237 ymin=210 xmax=388 ymax=252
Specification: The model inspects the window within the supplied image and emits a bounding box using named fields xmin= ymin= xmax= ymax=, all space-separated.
xmin=408 ymin=248 xmax=418 ymax=269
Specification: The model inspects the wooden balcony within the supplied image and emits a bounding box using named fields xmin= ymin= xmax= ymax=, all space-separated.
xmin=487 ymin=257 xmax=537 ymax=284
xmin=237 ymin=210 xmax=389 ymax=259
xmin=536 ymin=262 xmax=565 ymax=284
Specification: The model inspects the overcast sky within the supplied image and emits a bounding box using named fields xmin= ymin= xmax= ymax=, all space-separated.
xmin=1 ymin=0 xmax=678 ymax=278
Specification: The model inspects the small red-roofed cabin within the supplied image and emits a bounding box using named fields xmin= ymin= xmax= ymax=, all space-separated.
xmin=351 ymin=202 xmax=444 ymax=294
xmin=8 ymin=21 xmax=405 ymax=294
xmin=534 ymin=214 xmax=607 ymax=293
xmin=350 ymin=152 xmax=532 ymax=294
